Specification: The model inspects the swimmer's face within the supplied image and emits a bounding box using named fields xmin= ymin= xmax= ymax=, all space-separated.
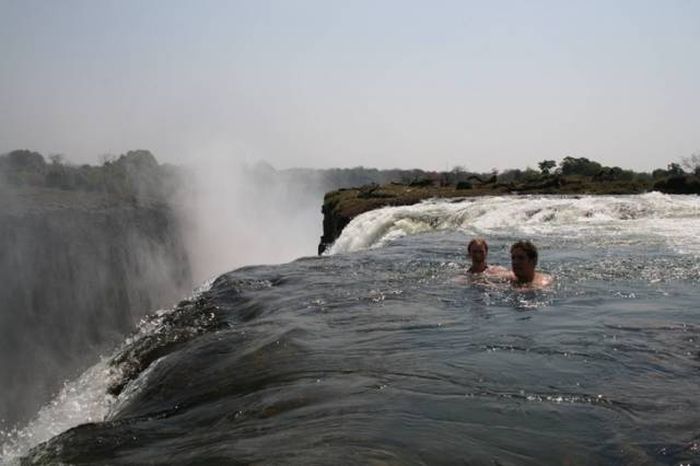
xmin=511 ymin=247 xmax=535 ymax=278
xmin=468 ymin=243 xmax=487 ymax=262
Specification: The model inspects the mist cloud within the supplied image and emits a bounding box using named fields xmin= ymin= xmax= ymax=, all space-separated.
xmin=176 ymin=150 xmax=325 ymax=283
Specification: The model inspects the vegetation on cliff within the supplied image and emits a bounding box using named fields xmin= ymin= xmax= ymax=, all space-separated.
xmin=0 ymin=149 xmax=183 ymax=202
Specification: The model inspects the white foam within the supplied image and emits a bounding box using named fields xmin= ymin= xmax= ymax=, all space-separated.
xmin=0 ymin=290 xmax=205 ymax=463
xmin=326 ymin=193 xmax=700 ymax=255
xmin=0 ymin=359 xmax=120 ymax=463
xmin=189 ymin=276 xmax=217 ymax=300
xmin=0 ymin=272 xmax=217 ymax=464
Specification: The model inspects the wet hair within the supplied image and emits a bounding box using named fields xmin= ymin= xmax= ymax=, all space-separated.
xmin=467 ymin=238 xmax=488 ymax=253
xmin=510 ymin=240 xmax=538 ymax=264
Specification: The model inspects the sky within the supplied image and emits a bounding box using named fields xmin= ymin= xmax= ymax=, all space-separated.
xmin=1 ymin=0 xmax=699 ymax=172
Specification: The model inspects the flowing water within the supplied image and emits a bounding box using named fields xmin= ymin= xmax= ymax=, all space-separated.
xmin=2 ymin=193 xmax=700 ymax=465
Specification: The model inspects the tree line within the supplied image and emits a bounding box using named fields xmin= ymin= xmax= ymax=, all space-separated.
xmin=0 ymin=149 xmax=184 ymax=201
xmin=2 ymin=149 xmax=700 ymax=196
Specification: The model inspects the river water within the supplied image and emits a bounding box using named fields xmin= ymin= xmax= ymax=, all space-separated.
xmin=2 ymin=193 xmax=700 ymax=465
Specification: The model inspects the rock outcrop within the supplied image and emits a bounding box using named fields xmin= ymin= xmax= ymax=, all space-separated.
xmin=317 ymin=183 xmax=510 ymax=254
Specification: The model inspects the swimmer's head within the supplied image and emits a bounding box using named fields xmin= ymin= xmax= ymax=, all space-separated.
xmin=510 ymin=240 xmax=538 ymax=280
xmin=467 ymin=238 xmax=488 ymax=263
xmin=468 ymin=238 xmax=488 ymax=253
xmin=510 ymin=240 xmax=537 ymax=264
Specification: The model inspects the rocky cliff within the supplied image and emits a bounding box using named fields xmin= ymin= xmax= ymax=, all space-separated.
xmin=317 ymin=183 xmax=498 ymax=254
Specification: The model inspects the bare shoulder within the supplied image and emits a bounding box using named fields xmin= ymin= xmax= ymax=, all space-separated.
xmin=485 ymin=265 xmax=512 ymax=278
xmin=452 ymin=274 xmax=470 ymax=284
xmin=534 ymin=272 xmax=554 ymax=287
xmin=510 ymin=272 xmax=554 ymax=290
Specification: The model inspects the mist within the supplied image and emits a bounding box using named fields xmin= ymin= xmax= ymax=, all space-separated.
xmin=0 ymin=148 xmax=335 ymax=435
xmin=175 ymin=153 xmax=326 ymax=284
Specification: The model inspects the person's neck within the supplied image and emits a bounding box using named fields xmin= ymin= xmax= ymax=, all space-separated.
xmin=515 ymin=270 xmax=535 ymax=283
xmin=469 ymin=261 xmax=487 ymax=273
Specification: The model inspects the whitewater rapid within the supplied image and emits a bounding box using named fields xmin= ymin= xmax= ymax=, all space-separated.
xmin=326 ymin=192 xmax=700 ymax=255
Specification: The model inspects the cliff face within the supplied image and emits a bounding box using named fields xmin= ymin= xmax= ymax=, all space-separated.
xmin=318 ymin=201 xmax=352 ymax=255
xmin=0 ymin=187 xmax=192 ymax=428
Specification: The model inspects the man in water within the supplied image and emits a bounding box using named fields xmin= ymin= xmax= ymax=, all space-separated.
xmin=467 ymin=238 xmax=489 ymax=273
xmin=509 ymin=240 xmax=553 ymax=288
xmin=467 ymin=238 xmax=508 ymax=275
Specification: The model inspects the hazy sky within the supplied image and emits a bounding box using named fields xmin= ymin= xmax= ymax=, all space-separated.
xmin=1 ymin=0 xmax=699 ymax=172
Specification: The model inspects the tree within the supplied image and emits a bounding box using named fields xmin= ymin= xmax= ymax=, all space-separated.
xmin=652 ymin=168 xmax=668 ymax=180
xmin=48 ymin=153 xmax=65 ymax=165
xmin=99 ymin=153 xmax=117 ymax=165
xmin=5 ymin=150 xmax=46 ymax=171
xmin=538 ymin=160 xmax=556 ymax=175
xmin=667 ymin=163 xmax=685 ymax=177
xmin=560 ymin=156 xmax=602 ymax=177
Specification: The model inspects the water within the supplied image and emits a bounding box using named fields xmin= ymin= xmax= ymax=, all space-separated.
xmin=3 ymin=193 xmax=700 ymax=465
